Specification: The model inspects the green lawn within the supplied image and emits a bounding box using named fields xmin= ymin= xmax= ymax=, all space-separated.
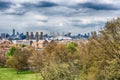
xmin=0 ymin=68 xmax=41 ymax=80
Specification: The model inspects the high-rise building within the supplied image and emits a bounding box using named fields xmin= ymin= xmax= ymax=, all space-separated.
xmin=40 ymin=32 xmax=43 ymax=40
xmin=26 ymin=32 xmax=29 ymax=40
xmin=17 ymin=32 xmax=19 ymax=35
xmin=30 ymin=32 xmax=34 ymax=39
xmin=36 ymin=32 xmax=39 ymax=42
xmin=1 ymin=33 xmax=6 ymax=39
xmin=68 ymin=32 xmax=71 ymax=37
xmin=13 ymin=29 xmax=15 ymax=36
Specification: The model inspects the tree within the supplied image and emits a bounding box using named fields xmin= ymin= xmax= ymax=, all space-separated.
xmin=84 ymin=18 xmax=120 ymax=80
xmin=6 ymin=47 xmax=32 ymax=74
xmin=66 ymin=42 xmax=78 ymax=53
xmin=34 ymin=43 xmax=82 ymax=80
xmin=0 ymin=49 xmax=6 ymax=67
xmin=15 ymin=18 xmax=120 ymax=80
xmin=72 ymin=18 xmax=120 ymax=80
xmin=96 ymin=18 xmax=120 ymax=80
xmin=6 ymin=46 xmax=16 ymax=56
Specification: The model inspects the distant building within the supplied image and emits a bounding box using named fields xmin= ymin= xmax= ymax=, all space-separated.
xmin=32 ymin=40 xmax=49 ymax=49
xmin=0 ymin=39 xmax=13 ymax=59
xmin=19 ymin=33 xmax=26 ymax=40
xmin=83 ymin=33 xmax=90 ymax=39
xmin=17 ymin=32 xmax=19 ymax=35
xmin=40 ymin=32 xmax=43 ymax=40
xmin=13 ymin=29 xmax=15 ymax=36
xmin=6 ymin=33 xmax=10 ymax=39
xmin=16 ymin=40 xmax=31 ymax=45
xmin=1 ymin=33 xmax=6 ymax=39
xmin=91 ymin=31 xmax=97 ymax=39
xmin=35 ymin=32 xmax=39 ymax=42
xmin=30 ymin=32 xmax=34 ymax=40
xmin=26 ymin=32 xmax=29 ymax=40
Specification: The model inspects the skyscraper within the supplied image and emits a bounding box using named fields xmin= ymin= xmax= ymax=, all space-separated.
xmin=36 ymin=32 xmax=39 ymax=42
xmin=26 ymin=32 xmax=29 ymax=40
xmin=13 ymin=29 xmax=15 ymax=36
xmin=40 ymin=32 xmax=43 ymax=40
xmin=1 ymin=33 xmax=6 ymax=39
xmin=30 ymin=32 xmax=34 ymax=39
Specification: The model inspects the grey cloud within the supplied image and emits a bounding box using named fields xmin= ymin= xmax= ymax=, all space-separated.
xmin=5 ymin=8 xmax=28 ymax=16
xmin=4 ymin=1 xmax=59 ymax=16
xmin=0 ymin=1 xmax=13 ymax=10
xmin=1 ymin=1 xmax=59 ymax=16
xmin=77 ymin=2 xmax=119 ymax=10
xmin=67 ymin=2 xmax=120 ymax=11
xmin=22 ymin=1 xmax=58 ymax=8
xmin=0 ymin=0 xmax=120 ymax=34
xmin=72 ymin=22 xmax=104 ymax=28
xmin=37 ymin=20 xmax=48 ymax=22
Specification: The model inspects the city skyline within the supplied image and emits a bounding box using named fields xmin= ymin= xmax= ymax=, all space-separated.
xmin=0 ymin=0 xmax=120 ymax=34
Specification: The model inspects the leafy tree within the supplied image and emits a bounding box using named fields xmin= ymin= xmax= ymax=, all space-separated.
xmin=20 ymin=44 xmax=26 ymax=48
xmin=66 ymin=42 xmax=78 ymax=53
xmin=34 ymin=43 xmax=81 ymax=80
xmin=11 ymin=18 xmax=119 ymax=80
xmin=6 ymin=47 xmax=32 ymax=74
xmin=6 ymin=46 xmax=16 ymax=56
xmin=96 ymin=18 xmax=120 ymax=80
xmin=82 ymin=18 xmax=120 ymax=80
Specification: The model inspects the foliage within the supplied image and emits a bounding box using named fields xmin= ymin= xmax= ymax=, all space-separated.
xmin=1 ymin=18 xmax=120 ymax=80
xmin=36 ymin=18 xmax=120 ymax=80
xmin=32 ymin=43 xmax=81 ymax=80
xmin=6 ymin=46 xmax=16 ymax=56
xmin=66 ymin=42 xmax=78 ymax=53
xmin=20 ymin=44 xmax=26 ymax=48
xmin=80 ymin=18 xmax=120 ymax=80
xmin=95 ymin=18 xmax=120 ymax=80
xmin=6 ymin=47 xmax=32 ymax=73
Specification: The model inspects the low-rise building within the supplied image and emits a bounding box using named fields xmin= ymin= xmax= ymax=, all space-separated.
xmin=32 ymin=40 xmax=49 ymax=49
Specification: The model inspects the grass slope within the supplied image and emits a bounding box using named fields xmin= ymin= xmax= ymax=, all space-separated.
xmin=0 ymin=68 xmax=41 ymax=80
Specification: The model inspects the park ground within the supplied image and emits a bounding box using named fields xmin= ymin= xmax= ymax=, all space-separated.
xmin=0 ymin=67 xmax=41 ymax=80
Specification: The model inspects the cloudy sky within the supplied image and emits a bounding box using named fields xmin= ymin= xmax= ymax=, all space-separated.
xmin=0 ymin=0 xmax=120 ymax=34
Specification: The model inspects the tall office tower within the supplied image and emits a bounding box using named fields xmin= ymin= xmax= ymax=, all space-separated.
xmin=1 ymin=33 xmax=6 ymax=39
xmin=68 ymin=32 xmax=71 ymax=37
xmin=40 ymin=32 xmax=43 ymax=40
xmin=26 ymin=32 xmax=29 ymax=40
xmin=36 ymin=32 xmax=39 ymax=42
xmin=30 ymin=32 xmax=33 ymax=39
xmin=17 ymin=32 xmax=19 ymax=35
xmin=13 ymin=29 xmax=15 ymax=36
